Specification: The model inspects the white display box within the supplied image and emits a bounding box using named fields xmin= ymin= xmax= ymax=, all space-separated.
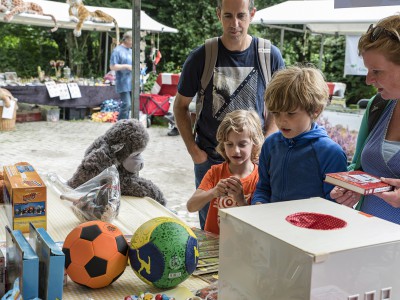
xmin=218 ymin=198 xmax=400 ymax=300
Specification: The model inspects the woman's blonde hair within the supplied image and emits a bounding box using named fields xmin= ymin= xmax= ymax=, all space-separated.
xmin=358 ymin=14 xmax=400 ymax=65
xmin=264 ymin=65 xmax=329 ymax=119
xmin=216 ymin=110 xmax=264 ymax=163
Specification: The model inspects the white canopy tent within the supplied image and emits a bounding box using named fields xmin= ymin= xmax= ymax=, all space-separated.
xmin=0 ymin=0 xmax=177 ymax=119
xmin=0 ymin=0 xmax=178 ymax=33
xmin=335 ymin=0 xmax=400 ymax=8
xmin=252 ymin=0 xmax=400 ymax=71
xmin=0 ymin=0 xmax=178 ymax=78
xmin=252 ymin=0 xmax=400 ymax=35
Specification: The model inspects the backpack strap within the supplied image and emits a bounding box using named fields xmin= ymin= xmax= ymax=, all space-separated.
xmin=257 ymin=37 xmax=272 ymax=85
xmin=367 ymin=93 xmax=388 ymax=134
xmin=257 ymin=37 xmax=272 ymax=130
xmin=201 ymin=37 xmax=219 ymax=94
xmin=194 ymin=37 xmax=218 ymax=131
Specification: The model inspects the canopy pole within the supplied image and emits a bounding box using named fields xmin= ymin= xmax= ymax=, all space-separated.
xmin=280 ymin=28 xmax=284 ymax=51
xmin=132 ymin=0 xmax=141 ymax=120
xmin=104 ymin=33 xmax=109 ymax=75
xmin=319 ymin=34 xmax=324 ymax=69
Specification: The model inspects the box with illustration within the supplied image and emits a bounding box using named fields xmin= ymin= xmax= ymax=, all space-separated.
xmin=3 ymin=162 xmax=47 ymax=233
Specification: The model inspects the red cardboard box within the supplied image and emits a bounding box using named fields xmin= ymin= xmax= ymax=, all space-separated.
xmin=16 ymin=110 xmax=42 ymax=123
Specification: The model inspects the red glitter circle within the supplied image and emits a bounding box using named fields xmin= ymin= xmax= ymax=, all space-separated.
xmin=285 ymin=212 xmax=347 ymax=230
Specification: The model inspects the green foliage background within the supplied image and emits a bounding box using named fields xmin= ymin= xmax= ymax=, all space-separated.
xmin=0 ymin=0 xmax=376 ymax=103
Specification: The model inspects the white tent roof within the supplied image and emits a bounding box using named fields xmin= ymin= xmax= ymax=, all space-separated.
xmin=0 ymin=0 xmax=178 ymax=33
xmin=252 ymin=0 xmax=400 ymax=35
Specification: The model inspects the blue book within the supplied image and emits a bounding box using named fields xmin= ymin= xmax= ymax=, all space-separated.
xmin=29 ymin=223 xmax=65 ymax=300
xmin=5 ymin=225 xmax=39 ymax=300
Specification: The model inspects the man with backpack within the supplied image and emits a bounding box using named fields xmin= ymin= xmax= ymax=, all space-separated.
xmin=174 ymin=0 xmax=285 ymax=229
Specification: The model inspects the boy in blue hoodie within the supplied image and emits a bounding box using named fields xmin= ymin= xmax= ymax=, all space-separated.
xmin=252 ymin=65 xmax=348 ymax=204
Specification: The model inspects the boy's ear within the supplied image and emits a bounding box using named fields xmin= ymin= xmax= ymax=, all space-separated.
xmin=313 ymin=110 xmax=321 ymax=119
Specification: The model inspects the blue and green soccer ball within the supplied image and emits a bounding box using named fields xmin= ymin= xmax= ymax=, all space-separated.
xmin=129 ymin=217 xmax=199 ymax=289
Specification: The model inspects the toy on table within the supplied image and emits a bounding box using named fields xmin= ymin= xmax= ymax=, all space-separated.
xmin=49 ymin=165 xmax=120 ymax=223
xmin=67 ymin=119 xmax=167 ymax=206
xmin=129 ymin=217 xmax=199 ymax=289
xmin=124 ymin=293 xmax=176 ymax=300
xmin=62 ymin=220 xmax=129 ymax=289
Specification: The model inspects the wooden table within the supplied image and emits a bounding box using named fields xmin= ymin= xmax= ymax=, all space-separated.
xmin=0 ymin=180 xmax=208 ymax=299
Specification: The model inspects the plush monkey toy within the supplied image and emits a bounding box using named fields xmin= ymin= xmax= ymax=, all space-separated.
xmin=67 ymin=119 xmax=167 ymax=206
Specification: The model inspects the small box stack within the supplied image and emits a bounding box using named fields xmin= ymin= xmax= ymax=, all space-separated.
xmin=3 ymin=162 xmax=47 ymax=233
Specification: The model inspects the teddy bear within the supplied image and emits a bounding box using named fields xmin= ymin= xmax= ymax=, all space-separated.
xmin=67 ymin=118 xmax=167 ymax=206
xmin=0 ymin=88 xmax=15 ymax=108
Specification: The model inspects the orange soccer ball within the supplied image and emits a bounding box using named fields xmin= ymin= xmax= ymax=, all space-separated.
xmin=62 ymin=220 xmax=129 ymax=288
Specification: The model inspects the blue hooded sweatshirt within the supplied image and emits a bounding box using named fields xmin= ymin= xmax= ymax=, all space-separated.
xmin=252 ymin=123 xmax=348 ymax=204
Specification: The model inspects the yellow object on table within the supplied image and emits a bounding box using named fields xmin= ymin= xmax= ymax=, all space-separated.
xmin=0 ymin=182 xmax=208 ymax=299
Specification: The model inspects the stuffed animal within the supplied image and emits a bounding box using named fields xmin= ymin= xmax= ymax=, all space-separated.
xmin=0 ymin=0 xmax=58 ymax=32
xmin=67 ymin=119 xmax=167 ymax=206
xmin=0 ymin=88 xmax=14 ymax=108
xmin=67 ymin=0 xmax=119 ymax=44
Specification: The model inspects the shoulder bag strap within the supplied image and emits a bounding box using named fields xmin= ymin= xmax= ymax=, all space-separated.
xmin=194 ymin=37 xmax=219 ymax=132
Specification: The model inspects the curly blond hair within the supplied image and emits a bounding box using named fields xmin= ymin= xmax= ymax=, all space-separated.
xmin=264 ymin=65 xmax=329 ymax=120
xmin=216 ymin=110 xmax=264 ymax=163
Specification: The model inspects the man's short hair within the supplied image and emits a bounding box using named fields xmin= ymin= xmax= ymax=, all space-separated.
xmin=217 ymin=0 xmax=254 ymax=11
xmin=123 ymin=31 xmax=132 ymax=41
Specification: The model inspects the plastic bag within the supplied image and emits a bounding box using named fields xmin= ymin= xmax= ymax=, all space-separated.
xmin=47 ymin=165 xmax=121 ymax=223
xmin=1 ymin=278 xmax=22 ymax=300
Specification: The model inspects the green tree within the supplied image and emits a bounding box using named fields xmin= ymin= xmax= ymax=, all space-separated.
xmin=0 ymin=0 xmax=377 ymax=102
xmin=143 ymin=0 xmax=219 ymax=71
xmin=250 ymin=0 xmax=376 ymax=103
xmin=0 ymin=24 xmax=61 ymax=77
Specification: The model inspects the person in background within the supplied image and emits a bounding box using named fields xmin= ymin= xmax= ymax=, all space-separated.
xmin=174 ymin=0 xmax=285 ymax=229
xmin=252 ymin=65 xmax=348 ymax=205
xmin=110 ymin=31 xmax=132 ymax=120
xmin=165 ymin=96 xmax=197 ymax=136
xmin=165 ymin=114 xmax=180 ymax=136
xmin=187 ymin=110 xmax=264 ymax=235
xmin=330 ymin=14 xmax=400 ymax=224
